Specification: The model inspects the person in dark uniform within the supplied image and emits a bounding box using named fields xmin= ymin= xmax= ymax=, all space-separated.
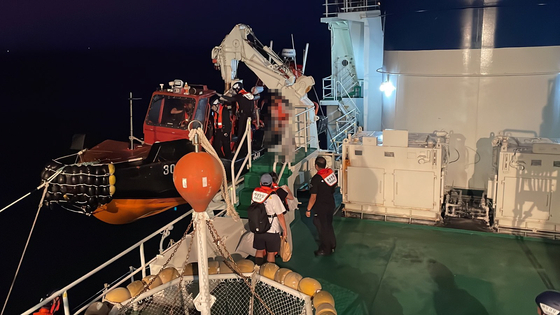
xmin=305 ymin=156 xmax=338 ymax=256
xmin=221 ymin=80 xmax=254 ymax=154
xmin=536 ymin=291 xmax=560 ymax=315
xmin=210 ymin=95 xmax=232 ymax=159
xmin=164 ymin=102 xmax=185 ymax=127
xmin=164 ymin=98 xmax=194 ymax=128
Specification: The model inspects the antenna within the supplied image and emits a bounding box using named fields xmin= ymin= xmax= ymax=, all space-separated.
xmin=129 ymin=92 xmax=143 ymax=150
xmin=302 ymin=43 xmax=309 ymax=75
xmin=291 ymin=34 xmax=297 ymax=67
xmin=269 ymin=40 xmax=273 ymax=63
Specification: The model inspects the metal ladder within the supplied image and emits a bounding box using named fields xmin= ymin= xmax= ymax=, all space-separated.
xmin=322 ymin=75 xmax=360 ymax=153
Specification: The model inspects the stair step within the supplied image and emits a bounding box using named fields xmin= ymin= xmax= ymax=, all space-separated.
xmin=236 ymin=149 xmax=316 ymax=213
xmin=243 ymin=172 xmax=262 ymax=189
xmin=320 ymin=100 xmax=340 ymax=106
xmin=239 ymin=188 xmax=254 ymax=206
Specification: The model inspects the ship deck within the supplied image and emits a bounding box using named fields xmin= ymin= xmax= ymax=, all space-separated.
xmin=279 ymin=192 xmax=560 ymax=315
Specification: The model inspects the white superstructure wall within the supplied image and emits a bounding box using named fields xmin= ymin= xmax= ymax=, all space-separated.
xmin=322 ymin=12 xmax=384 ymax=131
xmin=384 ymin=46 xmax=560 ymax=189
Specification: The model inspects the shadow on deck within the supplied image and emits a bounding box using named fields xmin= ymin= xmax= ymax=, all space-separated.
xmin=277 ymin=192 xmax=560 ymax=315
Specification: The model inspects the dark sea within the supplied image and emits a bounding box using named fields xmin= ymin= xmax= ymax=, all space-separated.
xmin=0 ymin=33 xmax=329 ymax=313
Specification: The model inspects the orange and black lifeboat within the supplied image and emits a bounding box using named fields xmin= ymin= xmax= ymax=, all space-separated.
xmin=40 ymin=139 xmax=194 ymax=224
xmin=40 ymin=137 xmax=258 ymax=224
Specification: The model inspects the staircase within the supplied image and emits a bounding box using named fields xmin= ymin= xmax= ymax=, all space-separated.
xmin=236 ymin=148 xmax=319 ymax=218
xmin=319 ymin=18 xmax=361 ymax=154
xmin=321 ymin=76 xmax=360 ymax=153
xmin=231 ymin=100 xmax=320 ymax=218
xmin=236 ymin=153 xmax=292 ymax=217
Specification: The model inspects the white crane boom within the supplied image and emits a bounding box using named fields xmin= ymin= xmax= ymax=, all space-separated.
xmin=212 ymin=23 xmax=319 ymax=155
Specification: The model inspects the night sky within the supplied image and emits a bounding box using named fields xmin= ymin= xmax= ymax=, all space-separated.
xmin=0 ymin=1 xmax=330 ymax=313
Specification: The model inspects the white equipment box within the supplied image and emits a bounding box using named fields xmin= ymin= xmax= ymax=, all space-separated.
xmin=492 ymin=136 xmax=560 ymax=233
xmin=341 ymin=130 xmax=447 ymax=223
xmin=382 ymin=129 xmax=409 ymax=147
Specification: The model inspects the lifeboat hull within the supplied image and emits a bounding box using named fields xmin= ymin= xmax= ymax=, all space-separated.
xmin=92 ymin=197 xmax=187 ymax=224
xmin=42 ymin=138 xmax=262 ymax=224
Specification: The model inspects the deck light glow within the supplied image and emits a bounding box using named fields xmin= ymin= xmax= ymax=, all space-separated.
xmin=380 ymin=81 xmax=395 ymax=97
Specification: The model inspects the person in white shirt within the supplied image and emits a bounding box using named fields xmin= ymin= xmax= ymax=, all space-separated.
xmin=252 ymin=173 xmax=288 ymax=265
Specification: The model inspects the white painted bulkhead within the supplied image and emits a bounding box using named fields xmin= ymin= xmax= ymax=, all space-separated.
xmin=383 ymin=46 xmax=560 ymax=190
xmin=322 ymin=11 xmax=384 ymax=132
xmin=338 ymin=12 xmax=384 ymax=131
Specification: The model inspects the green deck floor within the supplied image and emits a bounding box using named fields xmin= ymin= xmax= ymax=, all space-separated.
xmin=236 ymin=148 xmax=317 ymax=217
xmin=278 ymin=201 xmax=560 ymax=315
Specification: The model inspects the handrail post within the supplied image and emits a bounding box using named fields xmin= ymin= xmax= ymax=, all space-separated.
xmin=230 ymin=184 xmax=236 ymax=207
xmin=304 ymin=111 xmax=308 ymax=152
xmin=247 ymin=118 xmax=252 ymax=170
xmin=331 ymin=75 xmax=335 ymax=99
xmin=278 ymin=162 xmax=288 ymax=182
xmin=129 ymin=266 xmax=135 ymax=283
xmin=230 ymin=155 xmax=237 ymax=205
xmin=62 ymin=291 xmax=70 ymax=315
xmin=230 ymin=118 xmax=252 ymax=205
xmin=140 ymin=243 xmax=146 ymax=279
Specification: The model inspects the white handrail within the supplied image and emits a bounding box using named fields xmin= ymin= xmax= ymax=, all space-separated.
xmin=230 ymin=118 xmax=252 ymax=205
xmin=335 ymin=80 xmax=360 ymax=114
xmin=323 ymin=0 xmax=380 ymax=17
xmin=322 ymin=75 xmax=334 ymax=99
xmin=73 ymin=265 xmax=146 ymax=314
xmin=331 ymin=121 xmax=356 ymax=144
xmin=294 ymin=107 xmax=316 ymax=148
xmin=278 ymin=162 xmax=289 ymax=183
xmin=22 ymin=209 xmax=194 ymax=315
xmin=74 ymin=209 xmax=229 ymax=314
xmin=294 ymin=106 xmax=314 ymax=117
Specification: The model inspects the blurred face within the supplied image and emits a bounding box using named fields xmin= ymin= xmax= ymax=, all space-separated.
xmin=232 ymin=83 xmax=242 ymax=92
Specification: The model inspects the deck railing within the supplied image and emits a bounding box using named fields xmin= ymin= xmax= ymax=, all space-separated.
xmin=22 ymin=210 xmax=195 ymax=315
xmin=324 ymin=0 xmax=381 ymax=17
xmin=294 ymin=106 xmax=317 ymax=153
xmin=230 ymin=118 xmax=252 ymax=205
xmin=322 ymin=77 xmax=360 ymax=152
xmin=323 ymin=75 xmax=334 ymax=100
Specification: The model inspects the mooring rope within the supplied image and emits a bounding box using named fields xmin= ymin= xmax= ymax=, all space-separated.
xmin=1 ymin=184 xmax=49 ymax=315
xmin=188 ymin=127 xmax=240 ymax=221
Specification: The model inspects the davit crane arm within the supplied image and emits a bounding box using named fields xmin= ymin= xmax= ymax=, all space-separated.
xmin=211 ymin=24 xmax=315 ymax=104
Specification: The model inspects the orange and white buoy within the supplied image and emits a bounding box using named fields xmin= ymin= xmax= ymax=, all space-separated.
xmin=172 ymin=132 xmax=222 ymax=315
xmin=172 ymin=142 xmax=223 ymax=213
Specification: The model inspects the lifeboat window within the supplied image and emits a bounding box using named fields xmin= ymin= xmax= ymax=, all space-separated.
xmin=161 ymin=96 xmax=196 ymax=129
xmin=146 ymin=95 xmax=163 ymax=125
xmin=194 ymin=98 xmax=208 ymax=124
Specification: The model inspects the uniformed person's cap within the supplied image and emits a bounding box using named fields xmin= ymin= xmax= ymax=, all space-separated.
xmin=536 ymin=290 xmax=560 ymax=315
xmin=260 ymin=173 xmax=273 ymax=186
